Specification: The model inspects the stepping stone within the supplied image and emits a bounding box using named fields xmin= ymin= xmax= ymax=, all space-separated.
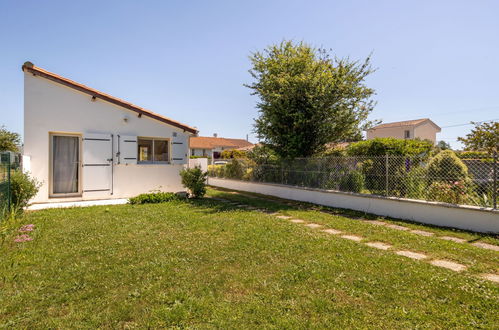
xmin=472 ymin=242 xmax=499 ymax=252
xmin=386 ymin=224 xmax=410 ymax=231
xmin=365 ymin=242 xmax=392 ymax=250
xmin=276 ymin=215 xmax=292 ymax=220
xmin=304 ymin=223 xmax=322 ymax=229
xmin=440 ymin=236 xmax=467 ymax=243
xmin=430 ymin=259 xmax=467 ymax=272
xmin=322 ymin=228 xmax=342 ymax=235
xmin=341 ymin=235 xmax=363 ymax=242
xmin=245 ymin=206 xmax=258 ymax=210
xmin=480 ymin=273 xmax=499 ymax=283
xmin=410 ymin=230 xmax=434 ymax=237
xmin=290 ymin=219 xmax=305 ymax=224
xmin=395 ymin=250 xmax=427 ymax=260
xmin=364 ymin=220 xmax=387 ymax=226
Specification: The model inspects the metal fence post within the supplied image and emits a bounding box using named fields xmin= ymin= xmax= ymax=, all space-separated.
xmin=385 ymin=154 xmax=389 ymax=196
xmin=6 ymin=153 xmax=11 ymax=213
xmin=493 ymin=150 xmax=497 ymax=209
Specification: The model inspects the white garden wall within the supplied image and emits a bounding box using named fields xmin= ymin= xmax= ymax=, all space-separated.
xmin=208 ymin=178 xmax=499 ymax=234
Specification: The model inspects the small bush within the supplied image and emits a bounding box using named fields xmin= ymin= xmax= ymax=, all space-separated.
xmin=427 ymin=150 xmax=470 ymax=182
xmin=427 ymin=181 xmax=468 ymax=205
xmin=338 ymin=170 xmax=365 ymax=193
xmin=0 ymin=171 xmax=41 ymax=215
xmin=128 ymin=192 xmax=182 ymax=204
xmin=403 ymin=166 xmax=427 ymax=199
xmin=180 ymin=166 xmax=208 ymax=198
xmin=223 ymin=159 xmax=244 ymax=179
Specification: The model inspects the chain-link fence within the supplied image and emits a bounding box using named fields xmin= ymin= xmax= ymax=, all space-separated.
xmin=208 ymin=152 xmax=498 ymax=209
xmin=0 ymin=152 xmax=21 ymax=218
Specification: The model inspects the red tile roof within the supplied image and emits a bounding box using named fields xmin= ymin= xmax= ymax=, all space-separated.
xmin=368 ymin=118 xmax=440 ymax=131
xmin=22 ymin=62 xmax=198 ymax=134
xmin=190 ymin=136 xmax=253 ymax=149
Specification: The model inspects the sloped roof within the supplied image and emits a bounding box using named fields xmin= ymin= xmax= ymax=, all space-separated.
xmin=190 ymin=136 xmax=253 ymax=149
xmin=368 ymin=118 xmax=441 ymax=131
xmin=22 ymin=62 xmax=198 ymax=134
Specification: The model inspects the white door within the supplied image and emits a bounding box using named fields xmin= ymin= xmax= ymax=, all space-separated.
xmin=83 ymin=133 xmax=113 ymax=194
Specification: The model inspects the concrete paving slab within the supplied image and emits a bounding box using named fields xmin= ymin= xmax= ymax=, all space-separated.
xmin=395 ymin=250 xmax=427 ymax=260
xmin=386 ymin=224 xmax=410 ymax=231
xmin=472 ymin=242 xmax=499 ymax=252
xmin=480 ymin=273 xmax=499 ymax=283
xmin=439 ymin=236 xmax=467 ymax=243
xmin=364 ymin=220 xmax=387 ymax=226
xmin=276 ymin=215 xmax=292 ymax=220
xmin=28 ymin=199 xmax=128 ymax=210
xmin=430 ymin=259 xmax=467 ymax=272
xmin=341 ymin=235 xmax=363 ymax=242
xmin=410 ymin=230 xmax=434 ymax=237
xmin=304 ymin=223 xmax=322 ymax=229
xmin=290 ymin=219 xmax=305 ymax=224
xmin=365 ymin=242 xmax=392 ymax=250
xmin=322 ymin=228 xmax=342 ymax=235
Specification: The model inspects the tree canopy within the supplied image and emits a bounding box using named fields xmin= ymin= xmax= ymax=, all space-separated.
xmin=457 ymin=121 xmax=499 ymax=153
xmin=246 ymin=41 xmax=376 ymax=158
xmin=0 ymin=126 xmax=21 ymax=153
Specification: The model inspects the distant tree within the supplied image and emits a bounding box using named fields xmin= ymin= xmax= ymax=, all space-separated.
xmin=0 ymin=126 xmax=21 ymax=153
xmin=436 ymin=140 xmax=452 ymax=150
xmin=457 ymin=121 xmax=499 ymax=153
xmin=246 ymin=40 xmax=377 ymax=158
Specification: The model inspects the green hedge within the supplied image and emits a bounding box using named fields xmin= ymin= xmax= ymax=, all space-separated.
xmin=128 ymin=192 xmax=183 ymax=204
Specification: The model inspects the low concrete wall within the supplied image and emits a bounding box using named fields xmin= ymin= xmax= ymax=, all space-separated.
xmin=208 ymin=178 xmax=499 ymax=234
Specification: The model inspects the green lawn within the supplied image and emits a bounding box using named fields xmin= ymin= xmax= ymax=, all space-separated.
xmin=0 ymin=188 xmax=498 ymax=328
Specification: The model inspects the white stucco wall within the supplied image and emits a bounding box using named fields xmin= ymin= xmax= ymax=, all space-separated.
xmin=367 ymin=122 xmax=439 ymax=143
xmin=366 ymin=126 xmax=413 ymax=140
xmin=208 ymin=178 xmax=499 ymax=234
xmin=413 ymin=122 xmax=439 ymax=143
xmin=24 ymin=73 xmax=193 ymax=203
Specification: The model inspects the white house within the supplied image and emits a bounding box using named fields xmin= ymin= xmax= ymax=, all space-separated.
xmin=189 ymin=135 xmax=253 ymax=160
xmin=22 ymin=62 xmax=198 ymax=204
xmin=366 ymin=118 xmax=441 ymax=144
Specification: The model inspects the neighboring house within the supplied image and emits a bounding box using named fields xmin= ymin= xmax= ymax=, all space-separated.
xmin=189 ymin=135 xmax=253 ymax=160
xmin=366 ymin=118 xmax=441 ymax=144
xmin=22 ymin=62 xmax=197 ymax=204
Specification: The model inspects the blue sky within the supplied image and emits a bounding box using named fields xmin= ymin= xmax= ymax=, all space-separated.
xmin=1 ymin=0 xmax=498 ymax=148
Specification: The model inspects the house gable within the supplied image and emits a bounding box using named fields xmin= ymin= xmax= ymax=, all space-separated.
xmin=22 ymin=61 xmax=197 ymax=135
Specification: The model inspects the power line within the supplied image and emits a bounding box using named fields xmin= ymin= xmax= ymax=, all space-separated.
xmin=440 ymin=118 xmax=499 ymax=129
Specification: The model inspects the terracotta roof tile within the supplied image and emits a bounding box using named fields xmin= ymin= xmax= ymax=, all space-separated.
xmin=21 ymin=61 xmax=198 ymax=134
xmin=190 ymin=137 xmax=253 ymax=149
xmin=369 ymin=118 xmax=440 ymax=130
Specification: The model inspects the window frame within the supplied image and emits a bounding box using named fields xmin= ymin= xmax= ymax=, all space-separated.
xmin=137 ymin=137 xmax=170 ymax=164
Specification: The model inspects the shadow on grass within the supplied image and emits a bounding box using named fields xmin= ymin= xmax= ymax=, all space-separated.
xmin=206 ymin=186 xmax=499 ymax=242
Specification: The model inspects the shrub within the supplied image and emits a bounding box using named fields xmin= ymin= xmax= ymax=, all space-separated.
xmin=346 ymin=138 xmax=434 ymax=157
xmin=128 ymin=192 xmax=182 ymax=204
xmin=427 ymin=181 xmax=468 ymax=205
xmin=0 ymin=171 xmax=41 ymax=215
xmin=223 ymin=159 xmax=244 ymax=179
xmin=220 ymin=149 xmax=248 ymax=159
xmin=338 ymin=170 xmax=365 ymax=193
xmin=403 ymin=166 xmax=427 ymax=199
xmin=180 ymin=166 xmax=208 ymax=198
xmin=427 ymin=150 xmax=470 ymax=182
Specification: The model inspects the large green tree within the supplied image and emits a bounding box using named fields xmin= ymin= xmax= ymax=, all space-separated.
xmin=457 ymin=121 xmax=499 ymax=153
xmin=246 ymin=41 xmax=376 ymax=158
xmin=0 ymin=126 xmax=21 ymax=153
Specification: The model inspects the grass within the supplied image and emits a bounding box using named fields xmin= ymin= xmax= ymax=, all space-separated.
xmin=0 ymin=188 xmax=497 ymax=328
